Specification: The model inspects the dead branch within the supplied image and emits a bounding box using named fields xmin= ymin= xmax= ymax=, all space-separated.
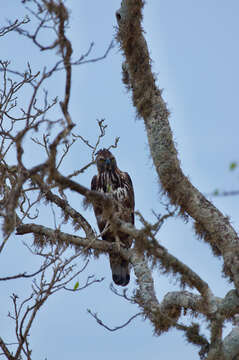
xmin=0 ymin=17 xmax=30 ymax=37
xmin=87 ymin=310 xmax=142 ymax=331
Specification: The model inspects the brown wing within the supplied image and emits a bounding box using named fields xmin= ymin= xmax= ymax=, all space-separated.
xmin=91 ymin=175 xmax=97 ymax=191
xmin=110 ymin=170 xmax=134 ymax=285
xmin=91 ymin=174 xmax=109 ymax=236
xmin=124 ymin=172 xmax=134 ymax=205
xmin=121 ymin=172 xmax=134 ymax=225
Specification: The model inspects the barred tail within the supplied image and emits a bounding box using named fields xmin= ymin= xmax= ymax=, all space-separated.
xmin=109 ymin=255 xmax=130 ymax=286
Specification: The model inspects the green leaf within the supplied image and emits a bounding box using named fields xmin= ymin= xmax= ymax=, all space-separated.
xmin=229 ymin=162 xmax=237 ymax=171
xmin=73 ymin=281 xmax=79 ymax=290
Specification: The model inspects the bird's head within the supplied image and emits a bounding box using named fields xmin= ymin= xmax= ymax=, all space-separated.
xmin=95 ymin=148 xmax=117 ymax=173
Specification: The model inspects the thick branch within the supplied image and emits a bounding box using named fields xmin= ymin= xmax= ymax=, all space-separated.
xmin=16 ymin=223 xmax=129 ymax=260
xmin=131 ymin=251 xmax=210 ymax=355
xmin=161 ymin=291 xmax=208 ymax=317
xmin=116 ymin=0 xmax=239 ymax=292
xmin=222 ymin=326 xmax=239 ymax=360
xmin=131 ymin=250 xmax=180 ymax=335
xmin=139 ymin=235 xmax=216 ymax=310
xmin=219 ymin=290 xmax=239 ymax=318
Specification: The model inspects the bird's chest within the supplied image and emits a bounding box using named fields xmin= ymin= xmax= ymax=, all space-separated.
xmin=98 ymin=173 xmax=127 ymax=201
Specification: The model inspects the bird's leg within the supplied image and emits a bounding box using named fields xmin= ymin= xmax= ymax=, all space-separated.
xmin=114 ymin=234 xmax=126 ymax=252
xmin=115 ymin=234 xmax=121 ymax=253
xmin=99 ymin=221 xmax=110 ymax=237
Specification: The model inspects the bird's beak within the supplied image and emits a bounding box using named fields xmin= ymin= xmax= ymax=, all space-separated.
xmin=105 ymin=158 xmax=111 ymax=168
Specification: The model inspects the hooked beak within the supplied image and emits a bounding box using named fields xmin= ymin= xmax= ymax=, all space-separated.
xmin=105 ymin=158 xmax=111 ymax=169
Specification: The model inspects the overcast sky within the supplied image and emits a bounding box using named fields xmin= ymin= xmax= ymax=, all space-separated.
xmin=1 ymin=1 xmax=239 ymax=359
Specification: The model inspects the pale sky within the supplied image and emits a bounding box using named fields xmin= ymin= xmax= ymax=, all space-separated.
xmin=1 ymin=1 xmax=239 ymax=359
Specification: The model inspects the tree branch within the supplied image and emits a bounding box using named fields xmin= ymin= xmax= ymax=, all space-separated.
xmin=30 ymin=173 xmax=95 ymax=239
xmin=16 ymin=222 xmax=129 ymax=260
xmin=87 ymin=310 xmax=142 ymax=332
xmin=116 ymin=0 xmax=239 ymax=294
xmin=0 ymin=337 xmax=14 ymax=360
xmin=222 ymin=325 xmax=239 ymax=360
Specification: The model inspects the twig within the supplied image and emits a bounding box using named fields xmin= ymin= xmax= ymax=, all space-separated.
xmin=87 ymin=310 xmax=142 ymax=331
xmin=0 ymin=17 xmax=30 ymax=37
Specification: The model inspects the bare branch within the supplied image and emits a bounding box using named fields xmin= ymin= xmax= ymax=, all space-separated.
xmin=0 ymin=337 xmax=14 ymax=360
xmin=87 ymin=310 xmax=142 ymax=331
xmin=0 ymin=257 xmax=56 ymax=281
xmin=73 ymin=40 xmax=114 ymax=66
xmin=0 ymin=17 xmax=30 ymax=37
xmin=30 ymin=173 xmax=95 ymax=238
xmin=64 ymin=275 xmax=104 ymax=292
xmin=209 ymin=190 xmax=239 ymax=197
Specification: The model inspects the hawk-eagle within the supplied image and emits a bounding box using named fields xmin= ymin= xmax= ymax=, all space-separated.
xmin=91 ymin=149 xmax=135 ymax=286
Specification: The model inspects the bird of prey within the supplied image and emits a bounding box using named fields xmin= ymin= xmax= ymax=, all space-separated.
xmin=91 ymin=149 xmax=135 ymax=286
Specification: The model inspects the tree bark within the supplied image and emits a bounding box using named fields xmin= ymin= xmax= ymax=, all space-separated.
xmin=116 ymin=0 xmax=239 ymax=358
